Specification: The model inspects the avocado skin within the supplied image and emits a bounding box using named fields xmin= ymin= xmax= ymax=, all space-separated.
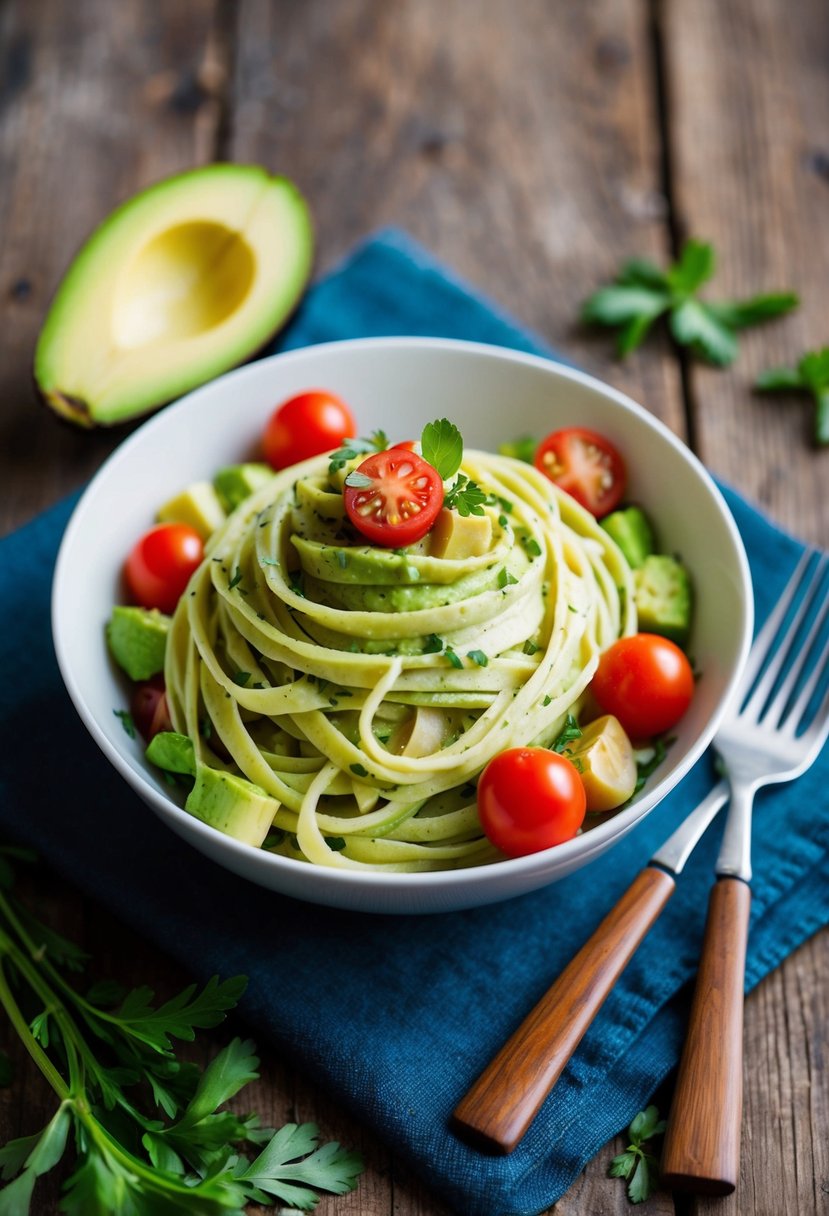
xmin=107 ymin=606 xmax=170 ymax=681
xmin=601 ymin=506 xmax=655 ymax=569
xmin=35 ymin=165 xmax=313 ymax=427
xmin=634 ymin=554 xmax=693 ymax=646
xmin=185 ymin=764 xmax=278 ymax=847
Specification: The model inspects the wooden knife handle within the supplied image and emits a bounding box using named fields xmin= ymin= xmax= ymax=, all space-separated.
xmin=452 ymin=864 xmax=676 ymax=1153
xmin=661 ymin=876 xmax=751 ymax=1195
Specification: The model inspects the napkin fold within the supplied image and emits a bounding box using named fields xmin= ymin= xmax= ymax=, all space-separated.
xmin=1 ymin=230 xmax=827 ymax=1216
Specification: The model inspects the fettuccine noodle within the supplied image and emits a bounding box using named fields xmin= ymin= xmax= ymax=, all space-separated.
xmin=165 ymin=451 xmax=636 ymax=870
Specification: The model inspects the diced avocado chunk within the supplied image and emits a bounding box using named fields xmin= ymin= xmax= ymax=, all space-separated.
xmin=106 ymin=606 xmax=170 ymax=681
xmin=634 ymin=554 xmax=693 ymax=646
xmin=185 ymin=764 xmax=278 ymax=847
xmin=146 ymin=731 xmax=196 ymax=777
xmin=601 ymin=506 xmax=655 ymax=570
xmin=214 ymin=463 xmax=274 ymax=513
xmin=157 ymin=481 xmax=226 ymax=539
xmin=428 ymin=508 xmax=493 ymax=560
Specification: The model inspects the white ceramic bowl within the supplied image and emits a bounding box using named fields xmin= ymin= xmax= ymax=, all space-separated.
xmin=52 ymin=338 xmax=753 ymax=914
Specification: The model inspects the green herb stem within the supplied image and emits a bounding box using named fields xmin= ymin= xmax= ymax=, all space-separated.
xmin=0 ymin=956 xmax=70 ymax=1101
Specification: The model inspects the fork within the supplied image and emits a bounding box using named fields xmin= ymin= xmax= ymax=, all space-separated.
xmin=452 ymin=552 xmax=829 ymax=1161
xmin=661 ymin=550 xmax=829 ymax=1194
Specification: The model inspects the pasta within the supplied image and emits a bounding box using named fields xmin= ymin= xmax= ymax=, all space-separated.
xmin=164 ymin=450 xmax=636 ymax=871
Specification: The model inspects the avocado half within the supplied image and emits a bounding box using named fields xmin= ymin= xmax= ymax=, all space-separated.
xmin=35 ymin=164 xmax=313 ymax=427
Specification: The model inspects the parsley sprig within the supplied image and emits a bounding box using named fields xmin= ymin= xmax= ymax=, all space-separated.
xmin=0 ymin=847 xmax=362 ymax=1213
xmin=420 ymin=419 xmax=490 ymax=517
xmin=582 ymin=240 xmax=797 ymax=364
xmin=756 ymin=346 xmax=829 ymax=445
xmin=328 ymin=430 xmax=389 ymax=474
xmin=607 ymin=1105 xmax=666 ymax=1204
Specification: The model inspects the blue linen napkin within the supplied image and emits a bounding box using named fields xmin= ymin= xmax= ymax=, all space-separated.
xmin=1 ymin=230 xmax=827 ymax=1216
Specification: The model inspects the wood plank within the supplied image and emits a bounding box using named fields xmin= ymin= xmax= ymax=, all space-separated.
xmin=229 ymin=0 xmax=685 ymax=438
xmin=0 ymin=0 xmax=229 ymax=534
xmin=662 ymin=0 xmax=829 ymax=547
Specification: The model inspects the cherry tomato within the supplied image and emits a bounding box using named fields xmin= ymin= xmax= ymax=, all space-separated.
xmin=131 ymin=676 xmax=173 ymax=743
xmin=125 ymin=523 xmax=204 ymax=615
xmin=591 ymin=633 xmax=694 ymax=739
xmin=343 ymin=449 xmax=444 ymax=547
xmin=262 ymin=390 xmax=356 ymax=470
xmin=477 ymin=748 xmax=586 ymax=858
xmin=534 ymin=427 xmax=625 ymax=518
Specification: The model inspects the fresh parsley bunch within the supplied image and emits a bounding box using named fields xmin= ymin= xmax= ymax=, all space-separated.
xmin=608 ymin=1105 xmax=666 ymax=1204
xmin=756 ymin=346 xmax=829 ymax=445
xmin=0 ymin=847 xmax=362 ymax=1214
xmin=583 ymin=239 xmax=797 ymax=364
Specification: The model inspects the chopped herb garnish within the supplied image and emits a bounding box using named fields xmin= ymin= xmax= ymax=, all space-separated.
xmin=289 ymin=573 xmax=305 ymax=598
xmin=444 ymin=646 xmax=463 ymax=669
xmin=228 ymin=566 xmax=243 ymax=589
xmin=343 ymin=470 xmax=374 ymax=489
xmin=498 ymin=567 xmax=518 ymax=589
xmin=328 ymin=430 xmax=389 ymax=474
xmin=113 ymin=709 xmax=136 ymax=739
xmin=551 ymin=713 xmax=582 ymax=753
xmin=467 ymin=650 xmax=489 ymax=667
xmin=336 ymin=550 xmax=349 ymax=568
xmin=523 ymin=639 xmax=540 ymax=656
xmin=522 ymin=536 xmax=543 ymax=557
xmin=326 ymin=837 xmax=347 ymax=852
xmin=498 ymin=514 xmax=510 ymax=528
xmin=233 ymin=671 xmax=252 ymax=687
xmin=260 ymin=556 xmax=279 ymax=566
xmin=423 ymin=633 xmax=444 ymax=654
xmin=633 ymin=736 xmax=675 ymax=792
xmin=350 ymin=763 xmax=369 ymax=778
xmin=444 ymin=473 xmax=488 ymax=517
xmin=542 ymin=695 xmax=553 ymax=707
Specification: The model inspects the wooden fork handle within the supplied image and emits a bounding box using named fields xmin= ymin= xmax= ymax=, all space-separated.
xmin=661 ymin=876 xmax=751 ymax=1195
xmin=451 ymin=865 xmax=675 ymax=1153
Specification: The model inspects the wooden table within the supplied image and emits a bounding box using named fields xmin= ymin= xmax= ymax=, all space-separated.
xmin=1 ymin=2 xmax=827 ymax=1212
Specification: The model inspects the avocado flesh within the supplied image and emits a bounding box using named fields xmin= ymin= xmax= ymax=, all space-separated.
xmin=35 ymin=165 xmax=313 ymax=427
xmin=601 ymin=506 xmax=655 ymax=570
xmin=634 ymin=554 xmax=693 ymax=646
xmin=106 ymin=606 xmax=170 ymax=681
xmin=185 ymin=764 xmax=278 ymax=847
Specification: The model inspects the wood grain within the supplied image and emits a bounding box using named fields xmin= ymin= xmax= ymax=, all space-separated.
xmin=453 ymin=866 xmax=675 ymax=1154
xmin=0 ymin=0 xmax=229 ymax=534
xmin=662 ymin=0 xmax=829 ymax=548
xmin=0 ymin=1 xmax=827 ymax=1214
xmin=662 ymin=878 xmax=751 ymax=1195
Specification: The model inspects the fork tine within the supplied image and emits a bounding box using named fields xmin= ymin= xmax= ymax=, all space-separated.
xmin=739 ymin=552 xmax=812 ymax=691
xmin=762 ymin=565 xmax=829 ymax=730
xmin=740 ymin=554 xmax=826 ymax=722
xmin=781 ymin=631 xmax=829 ymax=738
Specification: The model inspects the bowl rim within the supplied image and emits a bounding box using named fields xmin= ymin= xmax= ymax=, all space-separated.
xmin=52 ymin=335 xmax=754 ymax=894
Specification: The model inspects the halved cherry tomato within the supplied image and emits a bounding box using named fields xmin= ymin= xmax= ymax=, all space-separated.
xmin=534 ymin=426 xmax=625 ymax=518
xmin=343 ymin=449 xmax=443 ymax=547
xmin=477 ymin=747 xmax=586 ymax=857
xmin=262 ymin=390 xmax=356 ymax=470
xmin=131 ymin=676 xmax=173 ymax=743
xmin=591 ymin=633 xmax=694 ymax=739
xmin=125 ymin=523 xmax=204 ymax=615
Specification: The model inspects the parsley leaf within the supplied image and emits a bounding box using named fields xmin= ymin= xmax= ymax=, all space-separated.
xmin=0 ymin=853 xmax=364 ymax=1213
xmin=421 ymin=418 xmax=463 ymax=480
xmin=328 ymin=430 xmax=389 ymax=474
xmin=467 ymin=650 xmax=488 ymax=667
xmin=343 ymin=470 xmax=374 ymax=489
xmin=583 ymin=239 xmax=797 ymax=365
xmin=607 ymin=1104 xmax=666 ymax=1204
xmin=444 ymin=646 xmax=463 ymax=669
xmin=443 ymin=473 xmax=488 ymax=516
xmin=756 ymin=346 xmax=829 ymax=445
